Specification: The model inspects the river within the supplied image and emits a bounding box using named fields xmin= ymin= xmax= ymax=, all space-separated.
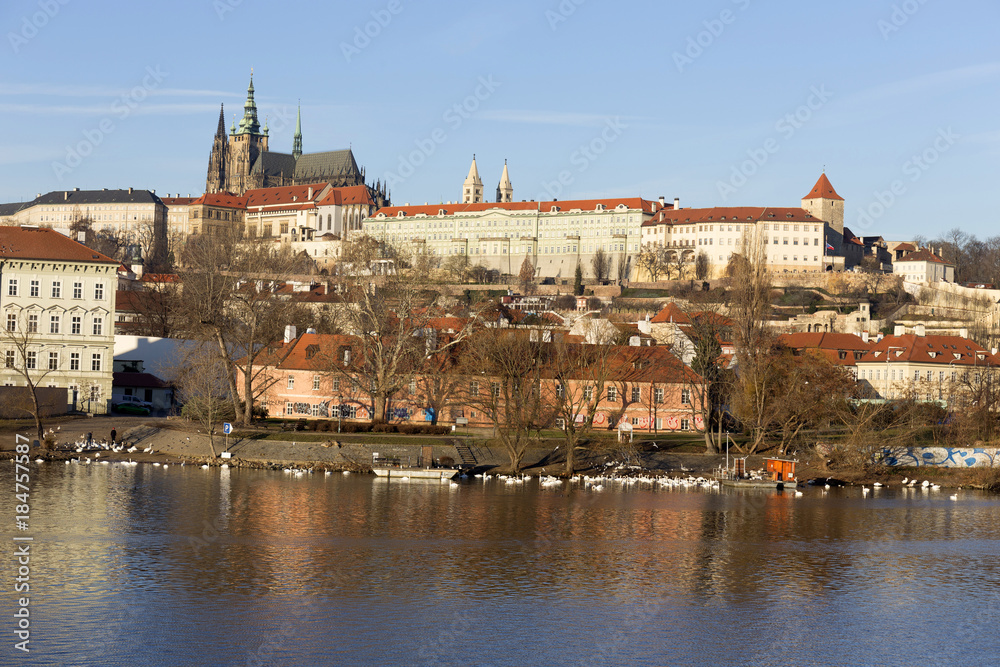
xmin=3 ymin=462 xmax=999 ymax=666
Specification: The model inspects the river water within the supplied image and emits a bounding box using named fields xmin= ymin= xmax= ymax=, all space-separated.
xmin=3 ymin=462 xmax=1000 ymax=666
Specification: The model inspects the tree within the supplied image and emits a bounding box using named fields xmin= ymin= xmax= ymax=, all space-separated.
xmin=175 ymin=342 xmax=235 ymax=459
xmin=573 ymin=262 xmax=584 ymax=296
xmin=463 ymin=328 xmax=545 ymax=472
xmin=548 ymin=340 xmax=618 ymax=476
xmin=177 ymin=228 xmax=300 ymax=425
xmin=591 ymin=248 xmax=611 ymax=284
xmin=519 ymin=256 xmax=536 ymax=295
xmin=695 ymin=251 xmax=711 ymax=281
xmin=0 ymin=311 xmax=54 ymax=447
xmin=671 ymin=307 xmax=729 ymax=454
xmin=635 ymin=246 xmax=666 ymax=282
xmin=668 ymin=250 xmax=690 ymax=280
xmin=616 ymin=253 xmax=630 ymax=284
xmin=729 ymin=230 xmax=776 ymax=452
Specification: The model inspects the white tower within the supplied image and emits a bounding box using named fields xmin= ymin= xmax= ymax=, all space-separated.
xmin=496 ymin=160 xmax=513 ymax=203
xmin=462 ymin=155 xmax=484 ymax=204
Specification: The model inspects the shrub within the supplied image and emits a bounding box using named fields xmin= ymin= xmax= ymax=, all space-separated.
xmin=317 ymin=421 xmax=332 ymax=432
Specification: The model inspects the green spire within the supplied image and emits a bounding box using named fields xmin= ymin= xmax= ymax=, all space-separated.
xmin=235 ymin=71 xmax=261 ymax=135
xmin=292 ymin=102 xmax=302 ymax=159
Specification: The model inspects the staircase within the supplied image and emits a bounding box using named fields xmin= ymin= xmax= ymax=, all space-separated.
xmin=454 ymin=441 xmax=477 ymax=466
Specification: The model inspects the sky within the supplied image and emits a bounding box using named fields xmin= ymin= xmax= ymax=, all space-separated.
xmin=1 ymin=0 xmax=998 ymax=242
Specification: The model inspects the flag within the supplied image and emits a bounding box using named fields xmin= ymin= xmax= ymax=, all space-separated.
xmin=826 ymin=242 xmax=834 ymax=251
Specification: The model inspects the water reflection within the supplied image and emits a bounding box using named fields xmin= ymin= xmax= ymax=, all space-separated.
xmin=4 ymin=463 xmax=1000 ymax=666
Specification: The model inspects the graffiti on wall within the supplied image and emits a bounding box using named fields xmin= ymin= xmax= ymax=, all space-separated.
xmin=883 ymin=447 xmax=999 ymax=468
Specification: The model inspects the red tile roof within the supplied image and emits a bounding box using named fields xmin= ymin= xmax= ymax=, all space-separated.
xmin=803 ymin=174 xmax=844 ymax=201
xmin=245 ymin=183 xmax=330 ymax=209
xmin=898 ymin=249 xmax=946 ymax=264
xmin=0 ymin=226 xmax=116 ymax=264
xmin=318 ymin=184 xmax=375 ymax=207
xmin=779 ymin=332 xmax=873 ymax=366
xmin=859 ymin=335 xmax=1000 ymax=367
xmin=190 ymin=192 xmax=247 ymax=208
xmin=642 ymin=207 xmax=819 ymax=228
xmin=161 ymin=197 xmax=196 ymax=206
xmin=374 ymin=197 xmax=657 ymax=219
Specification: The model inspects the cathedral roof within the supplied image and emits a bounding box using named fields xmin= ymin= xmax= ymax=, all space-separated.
xmin=293 ymin=149 xmax=360 ymax=181
xmin=803 ymin=173 xmax=843 ymax=201
xmin=251 ymin=152 xmax=297 ymax=179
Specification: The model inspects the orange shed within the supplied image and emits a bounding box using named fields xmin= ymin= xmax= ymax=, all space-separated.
xmin=765 ymin=458 xmax=797 ymax=483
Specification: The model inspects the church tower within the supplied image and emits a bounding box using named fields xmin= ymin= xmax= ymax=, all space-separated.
xmin=801 ymin=173 xmax=845 ymax=252
xmin=206 ymin=104 xmax=228 ymax=193
xmin=462 ymin=155 xmax=484 ymax=204
xmin=225 ymin=73 xmax=269 ymax=194
xmin=496 ymin=160 xmax=513 ymax=203
xmin=292 ymin=103 xmax=303 ymax=160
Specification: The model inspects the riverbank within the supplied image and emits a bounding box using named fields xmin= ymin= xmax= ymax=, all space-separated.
xmin=2 ymin=417 xmax=998 ymax=490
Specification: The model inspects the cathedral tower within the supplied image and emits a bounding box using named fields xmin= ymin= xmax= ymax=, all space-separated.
xmin=496 ymin=160 xmax=513 ymax=203
xmin=292 ymin=103 xmax=303 ymax=160
xmin=206 ymin=104 xmax=228 ymax=193
xmin=462 ymin=155 xmax=483 ymax=204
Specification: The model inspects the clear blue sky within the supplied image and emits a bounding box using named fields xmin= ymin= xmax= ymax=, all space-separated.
xmin=1 ymin=0 xmax=998 ymax=241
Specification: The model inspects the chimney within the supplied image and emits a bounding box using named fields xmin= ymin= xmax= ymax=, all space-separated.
xmin=283 ymin=325 xmax=297 ymax=344
xmin=960 ymin=328 xmax=969 ymax=339
xmin=894 ymin=325 xmax=906 ymax=337
xmin=674 ymin=197 xmax=680 ymax=210
xmin=658 ymin=196 xmax=665 ymax=208
xmin=64 ymin=191 xmax=69 ymax=200
xmin=308 ymin=187 xmax=313 ymax=199
xmin=128 ymin=187 xmax=133 ymax=194
xmin=915 ymin=324 xmax=925 ymax=337
xmin=862 ymin=331 xmax=869 ymax=343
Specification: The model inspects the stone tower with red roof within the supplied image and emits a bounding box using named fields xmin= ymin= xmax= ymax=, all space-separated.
xmin=801 ymin=173 xmax=845 ymax=254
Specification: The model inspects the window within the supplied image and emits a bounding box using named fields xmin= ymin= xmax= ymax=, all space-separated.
xmin=6 ymin=314 xmax=15 ymax=332
xmin=681 ymin=419 xmax=690 ymax=431
xmin=408 ymin=379 xmax=417 ymax=395
xmin=4 ymin=351 xmax=13 ymax=368
xmin=583 ymin=386 xmax=594 ymax=401
xmin=94 ymin=283 xmax=104 ymax=300
xmin=607 ymin=386 xmax=617 ymax=402
xmin=313 ymin=375 xmax=321 ymax=391
xmin=92 ymin=317 xmax=103 ymax=336
xmin=311 ymin=404 xmax=321 ymax=417
xmin=556 ymin=383 xmax=565 ymax=398
xmin=27 ymin=314 xmax=38 ymax=333
xmin=7 ymin=279 xmax=16 ymax=296
xmin=73 ymin=282 xmax=82 ymax=299
xmin=48 ymin=352 xmax=58 ymax=370
xmin=491 ymin=382 xmax=500 ymax=398
xmin=681 ymin=389 xmax=691 ymax=404
xmin=51 ymin=281 xmax=61 ymax=298
xmin=71 ymin=316 xmax=81 ymax=335
xmin=285 ymin=402 xmax=294 ymax=416
xmin=26 ymin=351 xmax=36 ymax=370
xmin=91 ymin=353 xmax=101 ymax=372
xmin=470 ymin=380 xmax=479 ymax=396
xmin=654 ymin=387 xmax=664 ymax=403
xmin=49 ymin=314 xmax=60 ymax=334
xmin=30 ymin=280 xmax=39 ymax=298
xmin=332 ymin=377 xmax=340 ymax=392
xmin=914 ymin=370 xmax=920 ymax=381
xmin=287 ymin=376 xmax=295 ymax=390
xmin=927 ymin=371 xmax=933 ymax=382
xmin=70 ymin=352 xmax=80 ymax=371
xmin=631 ymin=386 xmax=641 ymax=403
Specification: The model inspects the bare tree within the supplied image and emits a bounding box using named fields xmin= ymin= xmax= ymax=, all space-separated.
xmin=695 ymin=251 xmax=711 ymax=281
xmin=591 ymin=248 xmax=611 ymax=284
xmin=175 ymin=343 xmax=235 ymax=458
xmin=519 ymin=256 xmax=536 ymax=295
xmin=729 ymin=230 xmax=776 ymax=452
xmin=636 ymin=246 xmax=666 ymax=282
xmin=0 ymin=311 xmax=54 ymax=446
xmin=463 ymin=328 xmax=545 ymax=472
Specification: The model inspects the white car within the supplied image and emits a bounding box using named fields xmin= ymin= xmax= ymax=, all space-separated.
xmin=112 ymin=395 xmax=153 ymax=410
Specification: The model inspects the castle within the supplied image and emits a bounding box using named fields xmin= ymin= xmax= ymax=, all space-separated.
xmin=206 ymin=74 xmax=389 ymax=207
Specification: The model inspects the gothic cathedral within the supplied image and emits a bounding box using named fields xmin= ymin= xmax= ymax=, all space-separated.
xmin=206 ymin=74 xmax=389 ymax=206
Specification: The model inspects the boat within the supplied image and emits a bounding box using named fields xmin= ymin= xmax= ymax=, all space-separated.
xmin=370 ymin=453 xmax=458 ymax=480
xmin=715 ymin=451 xmax=799 ymax=491
xmin=372 ymin=467 xmax=459 ymax=480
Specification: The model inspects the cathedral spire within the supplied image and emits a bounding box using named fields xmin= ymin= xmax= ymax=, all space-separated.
xmin=292 ymin=101 xmax=303 ymax=159
xmin=215 ymin=104 xmax=226 ymax=138
xmin=463 ymin=155 xmax=483 ymax=204
xmin=497 ymin=159 xmax=513 ymax=203
xmin=236 ymin=71 xmax=261 ymax=135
